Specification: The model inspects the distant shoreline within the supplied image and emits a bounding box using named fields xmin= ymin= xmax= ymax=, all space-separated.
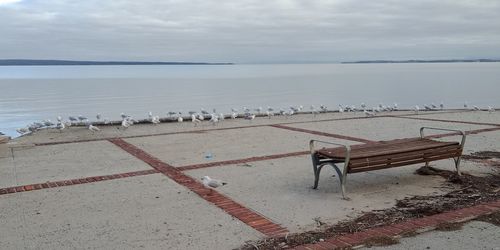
xmin=341 ymin=59 xmax=500 ymax=64
xmin=0 ymin=59 xmax=233 ymax=66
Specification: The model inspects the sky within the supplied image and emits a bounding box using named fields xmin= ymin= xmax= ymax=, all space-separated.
xmin=1 ymin=0 xmax=500 ymax=63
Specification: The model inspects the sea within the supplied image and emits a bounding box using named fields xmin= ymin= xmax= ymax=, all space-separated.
xmin=1 ymin=63 xmax=499 ymax=137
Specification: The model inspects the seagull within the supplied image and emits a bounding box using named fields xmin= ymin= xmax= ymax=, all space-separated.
xmin=473 ymin=105 xmax=480 ymax=111
xmin=219 ymin=113 xmax=225 ymax=121
xmin=431 ymin=103 xmax=437 ymax=109
xmin=197 ymin=114 xmax=205 ymax=121
xmin=364 ymin=110 xmax=375 ymax=117
xmin=88 ymin=124 xmax=100 ymax=132
xmin=255 ymin=107 xmax=263 ymax=114
xmin=168 ymin=111 xmax=177 ymax=117
xmin=361 ymin=103 xmax=366 ymax=110
xmin=244 ymin=114 xmax=256 ymax=121
xmin=191 ymin=114 xmax=200 ymax=126
xmin=148 ymin=111 xmax=153 ymax=119
xmin=120 ymin=113 xmax=129 ymax=119
xmin=177 ymin=116 xmax=184 ymax=122
xmin=231 ymin=108 xmax=238 ymax=113
xmin=188 ymin=111 xmax=197 ymax=115
xmin=209 ymin=114 xmax=219 ymax=126
xmin=310 ymin=105 xmax=319 ymax=116
xmin=424 ymin=104 xmax=432 ymax=110
xmin=488 ymin=106 xmax=495 ymax=113
xmin=57 ymin=116 xmax=62 ymax=122
xmin=201 ymin=176 xmax=227 ymax=189
xmin=393 ymin=103 xmax=398 ymax=110
xmin=414 ymin=105 xmax=420 ymax=113
xmin=69 ymin=116 xmax=78 ymax=123
xmin=338 ymin=105 xmax=344 ymax=113
xmin=152 ymin=116 xmax=160 ymax=124
xmin=266 ymin=110 xmax=274 ymax=119
xmin=231 ymin=112 xmax=237 ymax=119
xmin=56 ymin=122 xmax=65 ymax=132
xmin=16 ymin=127 xmax=30 ymax=135
xmin=96 ymin=113 xmax=102 ymax=121
xmin=78 ymin=115 xmax=88 ymax=122
xmin=320 ymin=105 xmax=328 ymax=112
xmin=201 ymin=109 xmax=209 ymax=115
xmin=121 ymin=118 xmax=132 ymax=129
xmin=43 ymin=119 xmax=55 ymax=127
xmin=464 ymin=102 xmax=468 ymax=109
xmin=440 ymin=102 xmax=444 ymax=110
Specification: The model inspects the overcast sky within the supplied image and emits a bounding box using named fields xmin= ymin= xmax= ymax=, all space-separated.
xmin=1 ymin=0 xmax=499 ymax=63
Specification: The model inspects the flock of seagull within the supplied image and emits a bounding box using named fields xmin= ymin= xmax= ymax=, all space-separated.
xmin=14 ymin=102 xmax=495 ymax=136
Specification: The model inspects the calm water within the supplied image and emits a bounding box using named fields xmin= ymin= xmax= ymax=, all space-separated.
xmin=1 ymin=63 xmax=499 ymax=137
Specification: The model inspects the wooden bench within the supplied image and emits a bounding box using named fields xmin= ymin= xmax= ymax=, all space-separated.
xmin=309 ymin=127 xmax=466 ymax=199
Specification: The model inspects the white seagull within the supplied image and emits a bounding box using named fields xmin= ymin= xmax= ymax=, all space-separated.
xmin=191 ymin=114 xmax=201 ymax=126
xmin=88 ymin=124 xmax=100 ymax=132
xmin=201 ymin=176 xmax=227 ymax=189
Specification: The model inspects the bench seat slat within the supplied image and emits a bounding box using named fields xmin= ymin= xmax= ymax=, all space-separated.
xmin=348 ymin=151 xmax=462 ymax=173
xmin=317 ymin=138 xmax=459 ymax=160
xmin=348 ymin=145 xmax=462 ymax=168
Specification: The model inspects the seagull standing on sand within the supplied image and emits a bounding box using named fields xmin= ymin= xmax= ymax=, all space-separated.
xmin=245 ymin=114 xmax=256 ymax=122
xmin=209 ymin=113 xmax=219 ymax=126
xmin=320 ymin=105 xmax=328 ymax=112
xmin=88 ymin=124 xmax=100 ymax=132
xmin=177 ymin=115 xmax=183 ymax=123
xmin=201 ymin=176 xmax=227 ymax=188
xmin=56 ymin=122 xmax=65 ymax=132
xmin=473 ymin=105 xmax=480 ymax=111
xmin=231 ymin=112 xmax=237 ymax=119
xmin=78 ymin=115 xmax=88 ymax=122
xmin=69 ymin=116 xmax=78 ymax=123
xmin=121 ymin=118 xmax=132 ymax=130
xmin=197 ymin=114 xmax=205 ymax=121
xmin=16 ymin=127 xmax=30 ymax=135
xmin=488 ymin=106 xmax=495 ymax=113
xmin=152 ymin=116 xmax=160 ymax=124
xmin=364 ymin=110 xmax=375 ymax=117
xmin=414 ymin=105 xmax=420 ymax=113
xmin=191 ymin=114 xmax=200 ymax=126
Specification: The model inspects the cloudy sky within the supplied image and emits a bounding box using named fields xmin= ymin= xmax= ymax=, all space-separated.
xmin=1 ymin=0 xmax=499 ymax=63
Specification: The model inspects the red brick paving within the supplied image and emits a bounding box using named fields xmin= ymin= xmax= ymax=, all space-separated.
xmin=289 ymin=200 xmax=500 ymax=250
xmin=177 ymin=151 xmax=309 ymax=171
xmin=0 ymin=169 xmax=159 ymax=196
xmin=391 ymin=115 xmax=500 ymax=127
xmin=270 ymin=124 xmax=375 ymax=143
xmin=107 ymin=138 xmax=289 ymax=237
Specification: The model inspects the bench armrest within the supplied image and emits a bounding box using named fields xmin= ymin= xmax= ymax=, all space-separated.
xmin=420 ymin=127 xmax=466 ymax=149
xmin=309 ymin=140 xmax=351 ymax=162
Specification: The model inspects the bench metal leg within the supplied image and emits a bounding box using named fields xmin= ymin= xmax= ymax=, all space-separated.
xmin=454 ymin=156 xmax=462 ymax=176
xmin=311 ymin=156 xmax=349 ymax=199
